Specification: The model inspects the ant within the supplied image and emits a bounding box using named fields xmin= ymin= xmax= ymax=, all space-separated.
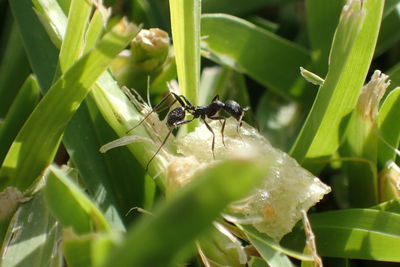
xmin=128 ymin=92 xmax=249 ymax=170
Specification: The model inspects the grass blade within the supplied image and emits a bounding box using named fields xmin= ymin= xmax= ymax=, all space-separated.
xmin=44 ymin=165 xmax=111 ymax=234
xmin=290 ymin=0 xmax=384 ymax=173
xmin=0 ymin=19 xmax=138 ymax=191
xmin=102 ymin=158 xmax=268 ymax=267
xmin=169 ymin=0 xmax=200 ymax=107
xmin=201 ymin=14 xmax=311 ymax=102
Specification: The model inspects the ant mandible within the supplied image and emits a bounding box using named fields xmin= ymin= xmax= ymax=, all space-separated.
xmin=127 ymin=92 xmax=249 ymax=170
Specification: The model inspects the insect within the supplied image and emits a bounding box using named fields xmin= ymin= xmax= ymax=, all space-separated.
xmin=128 ymin=92 xmax=249 ymax=170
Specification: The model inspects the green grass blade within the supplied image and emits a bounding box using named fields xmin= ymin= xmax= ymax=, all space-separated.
xmin=284 ymin=209 xmax=400 ymax=261
xmin=9 ymin=0 xmax=58 ymax=90
xmin=378 ymin=87 xmax=400 ymax=168
xmin=0 ymin=75 xmax=40 ymax=165
xmin=375 ymin=7 xmax=400 ymax=57
xmin=58 ymin=0 xmax=92 ymax=71
xmin=387 ymin=59 xmax=400 ymax=93
xmin=44 ymin=165 xmax=111 ymax=234
xmin=169 ymin=0 xmax=200 ymax=106
xmin=201 ymin=14 xmax=311 ymax=101
xmin=305 ymin=0 xmax=345 ymax=75
xmin=0 ymin=19 xmax=138 ymax=191
xmin=0 ymin=16 xmax=31 ymax=117
xmin=102 ymin=158 xmax=268 ymax=267
xmin=290 ymin=0 xmax=384 ymax=172
xmin=240 ymin=225 xmax=312 ymax=263
xmin=0 ymin=193 xmax=63 ymax=267
xmin=64 ymin=98 xmax=150 ymax=229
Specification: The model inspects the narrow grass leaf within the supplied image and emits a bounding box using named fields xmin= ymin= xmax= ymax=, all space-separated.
xmin=290 ymin=0 xmax=384 ymax=172
xmin=375 ymin=7 xmax=400 ymax=57
xmin=201 ymin=14 xmax=311 ymax=102
xmin=0 ymin=19 xmax=138 ymax=191
xmin=169 ymin=0 xmax=200 ymax=106
xmin=305 ymin=0 xmax=345 ymax=75
xmin=240 ymin=225 xmax=311 ymax=264
xmin=284 ymin=209 xmax=400 ymax=261
xmin=102 ymin=159 xmax=268 ymax=267
xmin=0 ymin=193 xmax=62 ymax=267
xmin=378 ymin=87 xmax=400 ymax=168
xmin=58 ymin=0 xmax=92 ymax=71
xmin=0 ymin=17 xmax=31 ymax=117
xmin=387 ymin=62 xmax=400 ymax=93
xmin=0 ymin=75 xmax=40 ymax=165
xmin=9 ymin=0 xmax=58 ymax=90
xmin=44 ymin=165 xmax=111 ymax=234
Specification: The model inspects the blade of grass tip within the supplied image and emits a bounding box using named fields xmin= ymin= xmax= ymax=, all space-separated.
xmin=9 ymin=0 xmax=58 ymax=91
xmin=102 ymin=159 xmax=267 ymax=267
xmin=290 ymin=0 xmax=384 ymax=173
xmin=0 ymin=75 xmax=40 ymax=165
xmin=0 ymin=19 xmax=138 ymax=192
xmin=169 ymin=0 xmax=201 ymax=131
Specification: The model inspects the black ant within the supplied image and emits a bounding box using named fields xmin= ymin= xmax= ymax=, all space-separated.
xmin=128 ymin=92 xmax=249 ymax=170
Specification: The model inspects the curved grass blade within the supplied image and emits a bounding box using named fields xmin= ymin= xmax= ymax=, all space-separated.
xmin=0 ymin=75 xmax=40 ymax=165
xmin=8 ymin=0 xmax=58 ymax=91
xmin=0 ymin=19 xmax=138 ymax=191
xmin=44 ymin=165 xmax=111 ymax=234
xmin=378 ymin=87 xmax=400 ymax=168
xmin=290 ymin=0 xmax=384 ymax=173
xmin=201 ymin=14 xmax=311 ymax=102
xmin=102 ymin=158 xmax=268 ymax=267
xmin=284 ymin=209 xmax=400 ymax=261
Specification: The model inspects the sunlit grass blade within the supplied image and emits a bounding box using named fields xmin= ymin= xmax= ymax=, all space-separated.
xmin=377 ymin=87 xmax=400 ymax=168
xmin=0 ymin=19 xmax=138 ymax=191
xmin=169 ymin=0 xmax=200 ymax=106
xmin=284 ymin=209 xmax=400 ymax=261
xmin=0 ymin=75 xmax=40 ymax=165
xmin=290 ymin=0 xmax=384 ymax=173
xmin=44 ymin=165 xmax=111 ymax=234
xmin=58 ymin=0 xmax=92 ymax=72
xmin=201 ymin=14 xmax=311 ymax=102
xmin=0 ymin=193 xmax=62 ymax=267
xmin=102 ymin=159 xmax=268 ymax=267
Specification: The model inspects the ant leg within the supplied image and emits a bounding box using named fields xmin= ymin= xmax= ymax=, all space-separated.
xmin=236 ymin=108 xmax=249 ymax=140
xmin=209 ymin=116 xmax=226 ymax=147
xmin=202 ymin=119 xmax=216 ymax=159
xmin=146 ymin=128 xmax=173 ymax=171
xmin=127 ymin=92 xmax=177 ymax=133
xmin=211 ymin=95 xmax=220 ymax=101
xmin=145 ymin=117 xmax=196 ymax=170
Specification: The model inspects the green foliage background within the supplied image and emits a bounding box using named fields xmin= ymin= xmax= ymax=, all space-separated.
xmin=1 ymin=0 xmax=400 ymax=266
